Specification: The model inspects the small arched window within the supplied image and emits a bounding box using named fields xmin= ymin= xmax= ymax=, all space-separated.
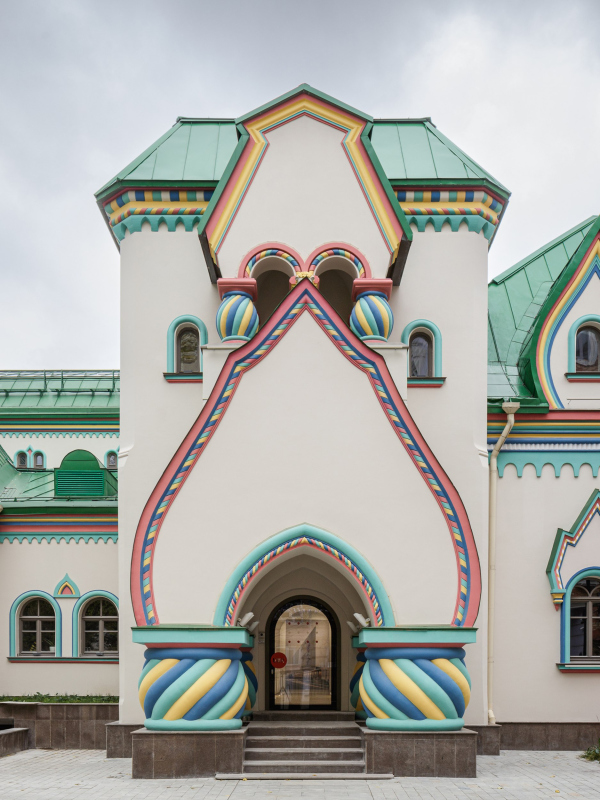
xmin=16 ymin=452 xmax=27 ymax=469
xmin=575 ymin=326 xmax=600 ymax=373
xmin=82 ymin=597 xmax=118 ymax=655
xmin=20 ymin=597 xmax=56 ymax=655
xmin=176 ymin=326 xmax=200 ymax=373
xmin=409 ymin=331 xmax=433 ymax=378
xmin=33 ymin=452 xmax=44 ymax=469
xmin=570 ymin=576 xmax=600 ymax=658
xmin=106 ymin=451 xmax=118 ymax=469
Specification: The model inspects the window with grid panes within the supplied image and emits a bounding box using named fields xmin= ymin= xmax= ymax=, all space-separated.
xmin=20 ymin=598 xmax=56 ymax=655
xmin=81 ymin=597 xmax=118 ymax=655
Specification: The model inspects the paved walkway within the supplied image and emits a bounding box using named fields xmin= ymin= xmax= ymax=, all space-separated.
xmin=0 ymin=748 xmax=599 ymax=799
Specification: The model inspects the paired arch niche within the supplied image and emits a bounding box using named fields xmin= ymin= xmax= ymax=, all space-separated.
xmin=239 ymin=243 xmax=371 ymax=325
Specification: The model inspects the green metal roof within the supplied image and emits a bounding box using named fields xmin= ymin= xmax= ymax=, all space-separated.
xmin=0 ymin=371 xmax=119 ymax=411
xmin=96 ymin=116 xmax=508 ymax=201
xmin=487 ymin=216 xmax=598 ymax=401
xmin=370 ymin=121 xmax=509 ymax=194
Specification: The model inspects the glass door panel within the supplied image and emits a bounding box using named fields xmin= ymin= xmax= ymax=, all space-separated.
xmin=271 ymin=601 xmax=334 ymax=709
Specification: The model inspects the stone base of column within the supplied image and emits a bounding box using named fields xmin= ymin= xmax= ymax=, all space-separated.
xmin=131 ymin=727 xmax=247 ymax=778
xmin=363 ymin=728 xmax=477 ymax=777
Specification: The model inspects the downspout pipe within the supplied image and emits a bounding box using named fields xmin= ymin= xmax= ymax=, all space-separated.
xmin=487 ymin=400 xmax=520 ymax=725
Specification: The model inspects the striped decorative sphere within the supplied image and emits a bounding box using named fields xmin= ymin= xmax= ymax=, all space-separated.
xmin=358 ymin=647 xmax=471 ymax=731
xmin=216 ymin=292 xmax=259 ymax=342
xmin=138 ymin=647 xmax=251 ymax=731
xmin=350 ymin=292 xmax=393 ymax=341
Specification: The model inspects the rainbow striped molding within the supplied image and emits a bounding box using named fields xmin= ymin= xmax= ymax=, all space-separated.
xmin=131 ymin=279 xmax=480 ymax=629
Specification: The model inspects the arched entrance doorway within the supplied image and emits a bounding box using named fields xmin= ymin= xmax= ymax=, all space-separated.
xmin=267 ymin=596 xmax=339 ymax=711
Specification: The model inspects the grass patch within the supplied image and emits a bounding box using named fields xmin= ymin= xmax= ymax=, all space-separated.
xmin=581 ymin=739 xmax=600 ymax=762
xmin=0 ymin=693 xmax=118 ymax=704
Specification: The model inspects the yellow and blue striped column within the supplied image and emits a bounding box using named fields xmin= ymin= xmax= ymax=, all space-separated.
xmin=356 ymin=647 xmax=471 ymax=731
xmin=138 ymin=647 xmax=257 ymax=731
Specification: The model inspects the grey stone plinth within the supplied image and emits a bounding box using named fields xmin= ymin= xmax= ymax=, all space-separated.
xmin=362 ymin=728 xmax=477 ymax=777
xmin=465 ymin=724 xmax=501 ymax=755
xmin=0 ymin=703 xmax=118 ymax=749
xmin=131 ymin=728 xmax=247 ymax=779
xmin=498 ymin=722 xmax=600 ymax=750
xmin=0 ymin=728 xmax=29 ymax=757
xmin=106 ymin=721 xmax=143 ymax=758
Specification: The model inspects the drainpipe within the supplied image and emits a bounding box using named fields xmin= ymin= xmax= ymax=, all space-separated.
xmin=487 ymin=400 xmax=520 ymax=725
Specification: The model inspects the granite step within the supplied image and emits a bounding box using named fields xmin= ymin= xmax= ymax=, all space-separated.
xmin=244 ymin=747 xmax=364 ymax=762
xmin=245 ymin=735 xmax=361 ymax=749
xmin=242 ymin=759 xmax=366 ymax=774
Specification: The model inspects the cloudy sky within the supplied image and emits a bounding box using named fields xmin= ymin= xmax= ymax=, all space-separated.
xmin=1 ymin=0 xmax=599 ymax=368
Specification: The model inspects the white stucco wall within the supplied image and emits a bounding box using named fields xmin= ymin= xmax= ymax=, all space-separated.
xmin=494 ymin=465 xmax=600 ymax=721
xmin=0 ymin=539 xmax=118 ymax=695
xmin=549 ymin=273 xmax=600 ymax=408
xmin=217 ymin=115 xmax=391 ymax=277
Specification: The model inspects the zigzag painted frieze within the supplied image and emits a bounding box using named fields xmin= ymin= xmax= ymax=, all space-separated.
xmin=131 ymin=281 xmax=480 ymax=630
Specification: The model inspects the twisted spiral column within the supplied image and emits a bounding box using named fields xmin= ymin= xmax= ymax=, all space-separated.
xmin=357 ymin=647 xmax=471 ymax=731
xmin=138 ymin=647 xmax=251 ymax=731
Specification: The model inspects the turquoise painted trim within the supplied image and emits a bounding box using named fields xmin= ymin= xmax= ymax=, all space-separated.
xmin=144 ymin=718 xmax=242 ymax=731
xmin=356 ymin=627 xmax=476 ymax=647
xmin=132 ymin=625 xmax=252 ymax=647
xmin=166 ymin=315 xmax=208 ymax=373
xmin=560 ymin=567 xmax=600 ymax=664
xmin=0 ymin=534 xmax=117 ymax=544
xmin=366 ymin=718 xmax=465 ymax=731
xmin=53 ymin=573 xmax=80 ymax=599
xmin=9 ymin=591 xmax=62 ymax=657
xmin=213 ymin=523 xmax=395 ymax=627
xmin=72 ymin=591 xmax=119 ymax=657
xmin=401 ymin=320 xmax=442 ymax=377
xmin=568 ymin=314 xmax=600 ymax=372
xmin=497 ymin=452 xmax=600 ymax=477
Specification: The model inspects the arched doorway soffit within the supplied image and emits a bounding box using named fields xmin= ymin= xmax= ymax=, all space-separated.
xmin=131 ymin=280 xmax=481 ymax=630
xmin=213 ymin=524 xmax=392 ymax=628
xmin=237 ymin=242 xmax=372 ymax=280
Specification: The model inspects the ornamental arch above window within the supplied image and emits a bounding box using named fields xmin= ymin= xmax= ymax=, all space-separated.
xmin=81 ymin=597 xmax=118 ymax=656
xmin=570 ymin=576 xmax=600 ymax=659
xmin=575 ymin=325 xmax=600 ymax=373
xmin=20 ymin=597 xmax=56 ymax=656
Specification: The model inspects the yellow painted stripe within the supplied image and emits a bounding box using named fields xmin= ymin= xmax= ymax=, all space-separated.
xmin=138 ymin=659 xmax=179 ymax=707
xmin=358 ymin=675 xmax=388 ymax=719
xmin=220 ymin=676 xmax=249 ymax=720
xmin=379 ymin=659 xmax=445 ymax=720
xmin=164 ymin=659 xmax=231 ymax=720
xmin=432 ymin=659 xmax=471 ymax=706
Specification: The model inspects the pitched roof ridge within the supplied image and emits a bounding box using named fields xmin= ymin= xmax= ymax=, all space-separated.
xmin=491 ymin=215 xmax=598 ymax=285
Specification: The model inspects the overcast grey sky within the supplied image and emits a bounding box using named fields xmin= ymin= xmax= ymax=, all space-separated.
xmin=1 ymin=0 xmax=599 ymax=368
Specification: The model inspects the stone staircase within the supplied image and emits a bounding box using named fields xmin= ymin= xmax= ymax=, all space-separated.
xmin=218 ymin=711 xmax=391 ymax=779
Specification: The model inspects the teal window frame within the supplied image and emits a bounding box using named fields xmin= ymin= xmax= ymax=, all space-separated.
xmin=166 ymin=315 xmax=208 ymax=374
xmin=72 ymin=591 xmax=119 ymax=658
xmin=10 ymin=591 xmax=62 ymax=657
xmin=560 ymin=567 xmax=600 ymax=665
xmin=401 ymin=319 xmax=443 ymax=377
xmin=568 ymin=314 xmax=600 ymax=373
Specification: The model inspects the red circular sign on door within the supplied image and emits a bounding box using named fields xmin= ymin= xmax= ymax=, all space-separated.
xmin=270 ymin=652 xmax=287 ymax=668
